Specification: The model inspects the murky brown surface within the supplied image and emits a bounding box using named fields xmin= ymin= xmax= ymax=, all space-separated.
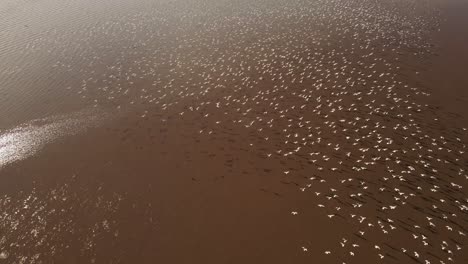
xmin=1 ymin=0 xmax=468 ymax=263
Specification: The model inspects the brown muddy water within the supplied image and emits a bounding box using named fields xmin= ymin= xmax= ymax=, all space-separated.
xmin=1 ymin=0 xmax=468 ymax=263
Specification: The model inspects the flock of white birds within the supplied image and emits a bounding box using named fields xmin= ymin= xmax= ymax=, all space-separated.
xmin=1 ymin=0 xmax=467 ymax=263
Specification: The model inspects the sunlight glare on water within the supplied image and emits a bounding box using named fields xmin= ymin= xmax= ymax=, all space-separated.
xmin=0 ymin=109 xmax=106 ymax=168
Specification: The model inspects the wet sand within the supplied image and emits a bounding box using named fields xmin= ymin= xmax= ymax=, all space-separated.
xmin=1 ymin=0 xmax=468 ymax=263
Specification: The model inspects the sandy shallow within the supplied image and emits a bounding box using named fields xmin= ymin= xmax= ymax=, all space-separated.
xmin=1 ymin=0 xmax=468 ymax=263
